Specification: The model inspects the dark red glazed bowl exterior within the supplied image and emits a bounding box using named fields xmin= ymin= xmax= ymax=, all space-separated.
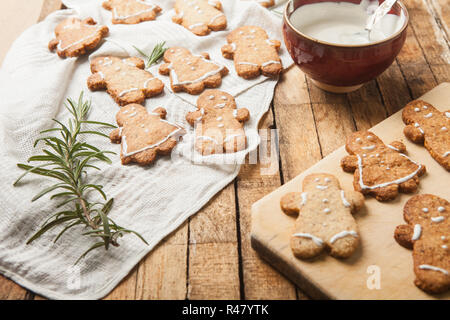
xmin=283 ymin=0 xmax=409 ymax=92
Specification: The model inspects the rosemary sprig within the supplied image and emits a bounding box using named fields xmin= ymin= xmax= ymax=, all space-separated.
xmin=133 ymin=41 xmax=167 ymax=69
xmin=14 ymin=92 xmax=148 ymax=264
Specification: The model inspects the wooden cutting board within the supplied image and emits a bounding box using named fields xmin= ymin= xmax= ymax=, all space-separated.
xmin=251 ymin=82 xmax=450 ymax=300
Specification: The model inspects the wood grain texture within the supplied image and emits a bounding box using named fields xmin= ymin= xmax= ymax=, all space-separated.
xmin=0 ymin=0 xmax=449 ymax=300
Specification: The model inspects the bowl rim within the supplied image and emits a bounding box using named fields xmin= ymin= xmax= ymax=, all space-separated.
xmin=283 ymin=0 xmax=410 ymax=48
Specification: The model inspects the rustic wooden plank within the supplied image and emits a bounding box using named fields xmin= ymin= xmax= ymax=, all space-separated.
xmin=187 ymin=243 xmax=240 ymax=299
xmin=187 ymin=185 xmax=241 ymax=299
xmin=135 ymin=223 xmax=188 ymax=300
xmin=104 ymin=267 xmax=138 ymax=300
xmin=0 ymin=277 xmax=29 ymax=300
xmin=273 ymin=67 xmax=323 ymax=182
xmin=236 ymin=105 xmax=298 ymax=299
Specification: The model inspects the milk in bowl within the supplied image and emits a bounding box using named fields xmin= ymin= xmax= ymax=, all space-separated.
xmin=288 ymin=0 xmax=406 ymax=46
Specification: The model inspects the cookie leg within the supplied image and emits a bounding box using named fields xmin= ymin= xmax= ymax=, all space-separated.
xmin=189 ymin=23 xmax=210 ymax=36
xmin=203 ymin=73 xmax=222 ymax=89
xmin=133 ymin=149 xmax=157 ymax=165
xmin=115 ymin=90 xmax=146 ymax=106
xmin=290 ymin=236 xmax=324 ymax=259
xmin=182 ymin=82 xmax=205 ymax=95
xmin=208 ymin=15 xmax=227 ymax=31
xmin=223 ymin=132 xmax=246 ymax=153
xmin=372 ymin=185 xmax=399 ymax=201
xmin=328 ymin=235 xmax=359 ymax=259
xmin=157 ymin=138 xmax=178 ymax=156
xmin=261 ymin=61 xmax=282 ymax=78
xmin=398 ymin=175 xmax=419 ymax=193
xmin=236 ymin=63 xmax=260 ymax=79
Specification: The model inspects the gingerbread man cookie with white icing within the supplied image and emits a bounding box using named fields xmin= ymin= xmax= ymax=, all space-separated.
xmin=48 ymin=17 xmax=109 ymax=58
xmin=172 ymin=0 xmax=227 ymax=36
xmin=102 ymin=0 xmax=162 ymax=24
xmin=402 ymin=100 xmax=450 ymax=171
xmin=280 ymin=173 xmax=364 ymax=259
xmin=186 ymin=90 xmax=250 ymax=155
xmin=88 ymin=56 xmax=164 ymax=106
xmin=341 ymin=131 xmax=426 ymax=202
xmin=110 ymin=104 xmax=184 ymax=165
xmin=159 ymin=47 xmax=228 ymax=95
xmin=221 ymin=26 xmax=282 ymax=79
xmin=394 ymin=194 xmax=449 ymax=294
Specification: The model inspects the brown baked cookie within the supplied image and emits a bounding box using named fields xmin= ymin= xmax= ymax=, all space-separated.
xmin=341 ymin=131 xmax=426 ymax=201
xmin=394 ymin=194 xmax=449 ymax=294
xmin=251 ymin=0 xmax=275 ymax=8
xmin=280 ymin=173 xmax=364 ymax=259
xmin=221 ymin=26 xmax=282 ymax=79
xmin=186 ymin=90 xmax=250 ymax=155
xmin=159 ymin=47 xmax=228 ymax=95
xmin=87 ymin=56 xmax=164 ymax=106
xmin=48 ymin=17 xmax=109 ymax=58
xmin=402 ymin=100 xmax=450 ymax=171
xmin=102 ymin=0 xmax=162 ymax=24
xmin=172 ymin=0 xmax=227 ymax=36
xmin=110 ymin=104 xmax=184 ymax=165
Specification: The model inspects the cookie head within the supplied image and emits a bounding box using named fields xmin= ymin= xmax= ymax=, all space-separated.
xmin=163 ymin=47 xmax=191 ymax=62
xmin=228 ymin=26 xmax=268 ymax=43
xmin=197 ymin=90 xmax=236 ymax=110
xmin=302 ymin=173 xmax=340 ymax=192
xmin=345 ymin=131 xmax=384 ymax=155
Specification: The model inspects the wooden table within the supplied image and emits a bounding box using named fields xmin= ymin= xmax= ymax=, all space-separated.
xmin=0 ymin=0 xmax=449 ymax=300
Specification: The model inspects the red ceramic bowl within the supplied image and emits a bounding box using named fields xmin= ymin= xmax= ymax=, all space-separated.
xmin=283 ymin=0 xmax=409 ymax=93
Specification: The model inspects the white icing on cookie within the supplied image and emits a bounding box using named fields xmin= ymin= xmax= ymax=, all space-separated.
xmin=118 ymin=88 xmax=139 ymax=97
xmin=292 ymin=233 xmax=323 ymax=247
xmin=112 ymin=1 xmax=157 ymax=21
xmin=422 ymin=208 xmax=429 ymax=213
xmin=362 ymin=145 xmax=376 ymax=150
xmin=356 ymin=154 xmax=422 ymax=190
xmin=431 ymin=216 xmax=445 ymax=223
xmin=300 ymin=192 xmax=308 ymax=206
xmin=423 ymin=112 xmax=433 ymax=118
xmin=419 ymin=264 xmax=448 ymax=275
xmin=438 ymin=206 xmax=445 ymax=212
xmin=316 ymin=185 xmax=328 ymax=190
xmin=168 ymin=56 xmax=225 ymax=86
xmin=412 ymin=224 xmax=422 ymax=241
xmin=340 ymin=190 xmax=351 ymax=208
xmin=57 ymin=26 xmax=102 ymax=51
xmin=329 ymin=230 xmax=358 ymax=244
xmin=387 ymin=144 xmax=400 ymax=152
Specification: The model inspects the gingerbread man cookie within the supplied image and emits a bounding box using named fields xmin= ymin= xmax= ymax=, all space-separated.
xmin=280 ymin=173 xmax=364 ymax=259
xmin=221 ymin=26 xmax=282 ymax=79
xmin=341 ymin=131 xmax=426 ymax=201
xmin=172 ymin=0 xmax=227 ymax=36
xmin=110 ymin=104 xmax=184 ymax=165
xmin=48 ymin=17 xmax=109 ymax=58
xmin=402 ymin=100 xmax=450 ymax=171
xmin=186 ymin=90 xmax=250 ymax=155
xmin=250 ymin=0 xmax=275 ymax=8
xmin=394 ymin=194 xmax=449 ymax=294
xmin=102 ymin=0 xmax=161 ymax=24
xmin=88 ymin=56 xmax=164 ymax=106
xmin=159 ymin=47 xmax=228 ymax=95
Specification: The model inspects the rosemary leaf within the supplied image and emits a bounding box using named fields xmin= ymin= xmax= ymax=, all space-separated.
xmin=15 ymin=92 xmax=147 ymax=264
xmin=133 ymin=41 xmax=167 ymax=69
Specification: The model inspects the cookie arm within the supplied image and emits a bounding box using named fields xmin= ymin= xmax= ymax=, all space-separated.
xmin=341 ymin=155 xmax=358 ymax=173
xmin=346 ymin=190 xmax=365 ymax=214
xmin=221 ymin=44 xmax=235 ymax=60
xmin=124 ymin=57 xmax=145 ymax=69
xmin=186 ymin=110 xmax=204 ymax=127
xmin=235 ymin=108 xmax=250 ymax=123
xmin=394 ymin=224 xmax=414 ymax=250
xmin=200 ymin=52 xmax=210 ymax=60
xmin=109 ymin=128 xmax=122 ymax=143
xmin=48 ymin=39 xmax=59 ymax=52
xmin=389 ymin=141 xmax=406 ymax=153
xmin=404 ymin=124 xmax=424 ymax=144
xmin=280 ymin=192 xmax=303 ymax=216
xmin=152 ymin=107 xmax=167 ymax=119
xmin=87 ymin=73 xmax=106 ymax=91
xmin=159 ymin=63 xmax=171 ymax=75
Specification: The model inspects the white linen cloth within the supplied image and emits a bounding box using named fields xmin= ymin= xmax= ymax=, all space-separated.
xmin=0 ymin=0 xmax=292 ymax=299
